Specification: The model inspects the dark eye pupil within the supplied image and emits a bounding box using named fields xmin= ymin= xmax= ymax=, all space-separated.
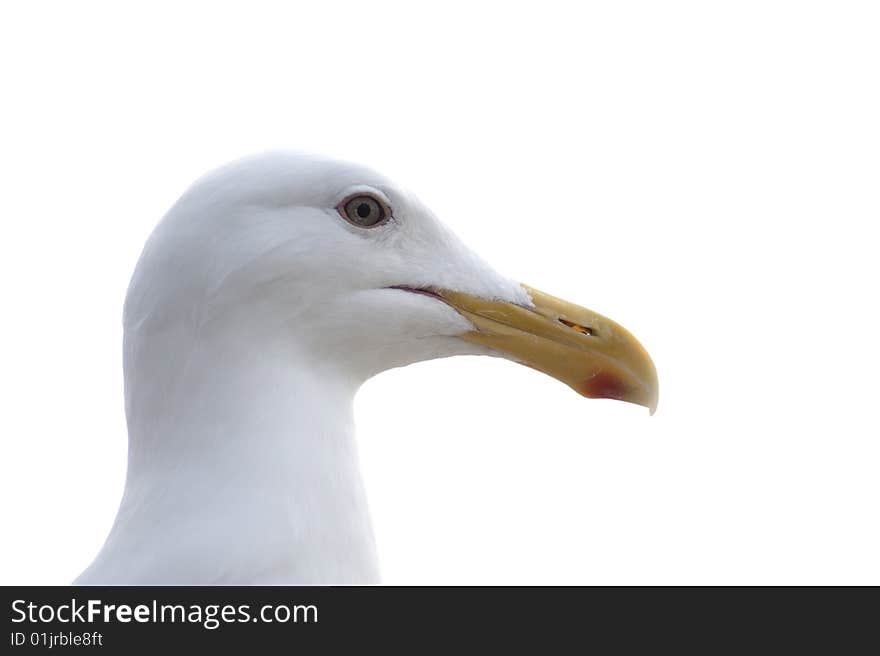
xmin=357 ymin=203 xmax=371 ymax=218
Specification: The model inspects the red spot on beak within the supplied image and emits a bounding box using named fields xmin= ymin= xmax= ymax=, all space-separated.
xmin=578 ymin=372 xmax=632 ymax=401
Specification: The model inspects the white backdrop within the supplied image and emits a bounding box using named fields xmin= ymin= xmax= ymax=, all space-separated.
xmin=1 ymin=1 xmax=878 ymax=585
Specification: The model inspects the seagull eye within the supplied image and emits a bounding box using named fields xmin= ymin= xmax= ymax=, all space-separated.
xmin=339 ymin=194 xmax=388 ymax=228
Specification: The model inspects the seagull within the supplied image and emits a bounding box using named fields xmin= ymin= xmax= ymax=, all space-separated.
xmin=75 ymin=152 xmax=658 ymax=585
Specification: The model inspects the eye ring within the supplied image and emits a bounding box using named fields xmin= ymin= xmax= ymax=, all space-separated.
xmin=337 ymin=193 xmax=391 ymax=228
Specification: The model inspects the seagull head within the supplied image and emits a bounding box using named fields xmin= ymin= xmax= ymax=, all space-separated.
xmin=125 ymin=152 xmax=658 ymax=412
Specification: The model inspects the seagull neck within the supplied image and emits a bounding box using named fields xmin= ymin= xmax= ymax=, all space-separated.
xmin=85 ymin=328 xmax=380 ymax=584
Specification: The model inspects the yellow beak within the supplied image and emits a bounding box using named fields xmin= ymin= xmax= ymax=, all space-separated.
xmin=437 ymin=284 xmax=659 ymax=414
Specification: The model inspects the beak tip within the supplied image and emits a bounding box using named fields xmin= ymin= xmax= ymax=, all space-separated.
xmin=646 ymin=381 xmax=659 ymax=416
xmin=643 ymin=381 xmax=659 ymax=416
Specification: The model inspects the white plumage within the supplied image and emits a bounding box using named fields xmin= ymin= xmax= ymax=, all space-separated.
xmin=76 ymin=153 xmax=530 ymax=584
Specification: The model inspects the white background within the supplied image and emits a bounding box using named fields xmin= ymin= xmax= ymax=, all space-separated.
xmin=1 ymin=1 xmax=878 ymax=585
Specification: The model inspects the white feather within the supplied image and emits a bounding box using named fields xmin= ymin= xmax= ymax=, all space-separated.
xmin=76 ymin=152 xmax=526 ymax=584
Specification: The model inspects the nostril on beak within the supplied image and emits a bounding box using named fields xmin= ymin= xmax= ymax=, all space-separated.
xmin=558 ymin=317 xmax=594 ymax=336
